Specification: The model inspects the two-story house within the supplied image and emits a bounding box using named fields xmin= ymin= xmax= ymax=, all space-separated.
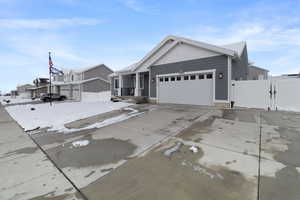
xmin=27 ymin=78 xmax=49 ymax=99
xmin=17 ymin=84 xmax=35 ymax=99
xmin=52 ymin=64 xmax=113 ymax=101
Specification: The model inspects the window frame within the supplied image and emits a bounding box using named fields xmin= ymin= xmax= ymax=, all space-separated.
xmin=139 ymin=74 xmax=144 ymax=89
xmin=114 ymin=78 xmax=119 ymax=89
xmin=206 ymin=74 xmax=213 ymax=79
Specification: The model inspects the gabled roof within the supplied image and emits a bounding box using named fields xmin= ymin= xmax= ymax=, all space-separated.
xmin=117 ymin=35 xmax=245 ymax=73
xmin=75 ymin=64 xmax=113 ymax=73
xmin=52 ymin=77 xmax=110 ymax=86
xmin=61 ymin=64 xmax=113 ymax=74
xmin=221 ymin=41 xmax=246 ymax=57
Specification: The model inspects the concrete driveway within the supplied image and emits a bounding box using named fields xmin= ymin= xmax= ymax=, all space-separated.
xmin=1 ymin=103 xmax=300 ymax=200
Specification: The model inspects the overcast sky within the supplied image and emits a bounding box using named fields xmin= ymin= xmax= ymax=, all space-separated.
xmin=0 ymin=0 xmax=299 ymax=92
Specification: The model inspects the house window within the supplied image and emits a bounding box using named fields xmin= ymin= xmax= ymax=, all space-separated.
xmin=139 ymin=75 xmax=144 ymax=89
xmin=206 ymin=74 xmax=213 ymax=79
xmin=114 ymin=78 xmax=119 ymax=89
xmin=159 ymin=78 xmax=164 ymax=82
xmin=184 ymin=76 xmax=189 ymax=80
xmin=165 ymin=77 xmax=169 ymax=82
xmin=171 ymin=77 xmax=175 ymax=81
xmin=71 ymin=75 xmax=74 ymax=81
xmin=199 ymin=74 xmax=204 ymax=79
xmin=190 ymin=75 xmax=196 ymax=80
xmin=176 ymin=76 xmax=181 ymax=81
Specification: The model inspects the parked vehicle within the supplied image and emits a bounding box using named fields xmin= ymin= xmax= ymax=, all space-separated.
xmin=40 ymin=93 xmax=67 ymax=102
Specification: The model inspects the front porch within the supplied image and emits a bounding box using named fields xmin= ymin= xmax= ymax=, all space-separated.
xmin=113 ymin=71 xmax=149 ymax=97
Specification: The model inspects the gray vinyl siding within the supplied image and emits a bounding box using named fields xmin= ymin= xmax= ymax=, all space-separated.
xmin=82 ymin=79 xmax=110 ymax=92
xmin=140 ymin=72 xmax=149 ymax=97
xmin=150 ymin=55 xmax=229 ymax=101
xmin=232 ymin=47 xmax=248 ymax=80
xmin=83 ymin=65 xmax=113 ymax=81
xmin=247 ymin=66 xmax=268 ymax=80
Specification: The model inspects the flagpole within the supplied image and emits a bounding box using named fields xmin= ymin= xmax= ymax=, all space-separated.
xmin=49 ymin=52 xmax=52 ymax=106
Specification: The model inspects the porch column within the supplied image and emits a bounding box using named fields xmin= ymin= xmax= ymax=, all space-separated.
xmin=118 ymin=75 xmax=123 ymax=96
xmin=135 ymin=72 xmax=139 ymax=96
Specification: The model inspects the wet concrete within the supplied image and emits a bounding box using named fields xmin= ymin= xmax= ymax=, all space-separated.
xmin=222 ymin=109 xmax=257 ymax=123
xmin=261 ymin=111 xmax=300 ymax=128
xmin=46 ymin=136 xmax=137 ymax=168
xmin=259 ymin=111 xmax=300 ymax=200
xmin=32 ymin=128 xmax=97 ymax=146
xmin=274 ymin=127 xmax=300 ymax=167
xmin=78 ymin=144 xmax=256 ymax=200
xmin=178 ymin=116 xmax=216 ymax=140
xmin=1 ymin=146 xmax=38 ymax=158
xmin=260 ymin=166 xmax=300 ymax=200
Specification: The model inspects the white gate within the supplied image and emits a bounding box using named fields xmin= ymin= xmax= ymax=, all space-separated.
xmin=232 ymin=79 xmax=300 ymax=112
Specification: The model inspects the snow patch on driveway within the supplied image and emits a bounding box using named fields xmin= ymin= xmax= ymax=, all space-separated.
xmin=52 ymin=107 xmax=143 ymax=133
xmin=72 ymin=140 xmax=90 ymax=147
xmin=5 ymin=101 xmax=132 ymax=131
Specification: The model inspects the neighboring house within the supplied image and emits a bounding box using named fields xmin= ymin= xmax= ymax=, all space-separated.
xmin=272 ymin=73 xmax=300 ymax=80
xmin=110 ymin=35 xmax=268 ymax=107
xmin=52 ymin=64 xmax=113 ymax=101
xmin=10 ymin=90 xmax=18 ymax=97
xmin=17 ymin=84 xmax=34 ymax=99
xmin=247 ymin=65 xmax=269 ymax=80
xmin=28 ymin=78 xmax=49 ymax=98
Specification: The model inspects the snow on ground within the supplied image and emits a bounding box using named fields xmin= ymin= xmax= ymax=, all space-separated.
xmin=72 ymin=140 xmax=90 ymax=147
xmin=0 ymin=96 xmax=37 ymax=105
xmin=5 ymin=101 xmax=132 ymax=131
xmin=52 ymin=107 xmax=143 ymax=133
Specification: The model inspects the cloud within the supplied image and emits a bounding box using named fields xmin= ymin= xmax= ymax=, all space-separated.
xmin=121 ymin=0 xmax=158 ymax=14
xmin=0 ymin=17 xmax=103 ymax=92
xmin=177 ymin=1 xmax=300 ymax=75
xmin=0 ymin=18 xmax=102 ymax=29
xmin=123 ymin=0 xmax=143 ymax=12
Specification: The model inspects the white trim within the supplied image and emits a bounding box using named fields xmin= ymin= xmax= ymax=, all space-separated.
xmin=144 ymin=41 xmax=179 ymax=69
xmin=156 ymin=69 xmax=217 ymax=103
xmin=133 ymin=35 xmax=236 ymax=72
xmin=156 ymin=69 xmax=216 ymax=78
xmin=214 ymin=99 xmax=230 ymax=103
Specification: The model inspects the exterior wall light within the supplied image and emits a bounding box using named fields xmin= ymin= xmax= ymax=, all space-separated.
xmin=218 ymin=73 xmax=224 ymax=79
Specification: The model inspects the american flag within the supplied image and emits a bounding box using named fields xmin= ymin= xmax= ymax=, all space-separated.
xmin=49 ymin=52 xmax=53 ymax=73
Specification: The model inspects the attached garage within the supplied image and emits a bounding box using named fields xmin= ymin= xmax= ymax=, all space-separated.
xmin=157 ymin=70 xmax=215 ymax=106
xmin=60 ymin=85 xmax=71 ymax=99
xmin=72 ymin=85 xmax=81 ymax=100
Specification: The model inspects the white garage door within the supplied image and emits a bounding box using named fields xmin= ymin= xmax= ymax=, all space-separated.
xmin=157 ymin=73 xmax=214 ymax=106
xmin=72 ymin=85 xmax=80 ymax=101
xmin=60 ymin=85 xmax=71 ymax=99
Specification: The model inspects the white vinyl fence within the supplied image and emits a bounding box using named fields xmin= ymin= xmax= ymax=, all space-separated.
xmin=232 ymin=78 xmax=300 ymax=112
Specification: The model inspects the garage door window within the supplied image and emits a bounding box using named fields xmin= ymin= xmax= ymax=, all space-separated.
xmin=184 ymin=76 xmax=189 ymax=80
xmin=199 ymin=74 xmax=204 ymax=79
xmin=171 ymin=77 xmax=175 ymax=81
xmin=206 ymin=74 xmax=213 ymax=79
xmin=159 ymin=77 xmax=164 ymax=82
xmin=176 ymin=76 xmax=181 ymax=81
xmin=190 ymin=75 xmax=196 ymax=80
xmin=165 ymin=77 xmax=169 ymax=82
